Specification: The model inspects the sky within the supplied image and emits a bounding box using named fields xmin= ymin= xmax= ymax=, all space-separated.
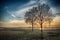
xmin=0 ymin=0 xmax=60 ymax=22
xmin=0 ymin=0 xmax=60 ymax=27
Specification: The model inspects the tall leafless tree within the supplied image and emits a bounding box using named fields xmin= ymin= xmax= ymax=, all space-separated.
xmin=25 ymin=7 xmax=38 ymax=31
xmin=36 ymin=4 xmax=51 ymax=40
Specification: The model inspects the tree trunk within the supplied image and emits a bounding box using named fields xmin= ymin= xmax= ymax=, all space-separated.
xmin=40 ymin=17 xmax=44 ymax=40
xmin=32 ymin=18 xmax=34 ymax=31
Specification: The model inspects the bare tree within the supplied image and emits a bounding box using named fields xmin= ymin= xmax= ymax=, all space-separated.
xmin=36 ymin=4 xmax=51 ymax=40
xmin=37 ymin=4 xmax=50 ymax=28
xmin=25 ymin=7 xmax=38 ymax=31
xmin=24 ymin=3 xmax=54 ymax=31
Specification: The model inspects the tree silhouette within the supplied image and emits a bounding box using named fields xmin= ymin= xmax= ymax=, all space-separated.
xmin=25 ymin=7 xmax=38 ymax=31
xmin=36 ymin=4 xmax=50 ymax=40
xmin=24 ymin=3 xmax=54 ymax=31
xmin=37 ymin=4 xmax=51 ymax=28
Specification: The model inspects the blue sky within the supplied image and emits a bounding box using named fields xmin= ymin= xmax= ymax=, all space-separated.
xmin=0 ymin=0 xmax=60 ymax=22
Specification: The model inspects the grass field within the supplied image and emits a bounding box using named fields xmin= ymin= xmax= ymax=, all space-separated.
xmin=0 ymin=27 xmax=60 ymax=40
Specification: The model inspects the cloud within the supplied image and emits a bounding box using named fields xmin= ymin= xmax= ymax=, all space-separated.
xmin=51 ymin=16 xmax=60 ymax=27
xmin=0 ymin=20 xmax=31 ymax=28
xmin=27 ymin=0 xmax=36 ymax=5
xmin=9 ymin=20 xmax=25 ymax=23
xmin=40 ymin=0 xmax=48 ymax=4
xmin=5 ymin=0 xmax=60 ymax=21
xmin=7 ymin=10 xmax=16 ymax=18
xmin=50 ymin=7 xmax=60 ymax=14
xmin=18 ymin=0 xmax=36 ymax=9
xmin=15 ymin=6 xmax=34 ymax=18
xmin=5 ymin=0 xmax=37 ymax=20
xmin=6 ymin=6 xmax=36 ymax=20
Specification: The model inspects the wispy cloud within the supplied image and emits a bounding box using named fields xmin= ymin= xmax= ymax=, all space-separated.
xmin=17 ymin=0 xmax=36 ymax=9
xmin=15 ymin=6 xmax=35 ymax=18
xmin=6 ymin=0 xmax=37 ymax=20
xmin=7 ymin=0 xmax=60 ymax=15
xmin=7 ymin=10 xmax=16 ymax=18
xmin=5 ymin=0 xmax=60 ymax=21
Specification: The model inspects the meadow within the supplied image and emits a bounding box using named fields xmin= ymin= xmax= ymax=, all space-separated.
xmin=0 ymin=27 xmax=60 ymax=40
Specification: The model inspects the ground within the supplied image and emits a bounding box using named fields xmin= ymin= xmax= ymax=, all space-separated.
xmin=0 ymin=27 xmax=60 ymax=40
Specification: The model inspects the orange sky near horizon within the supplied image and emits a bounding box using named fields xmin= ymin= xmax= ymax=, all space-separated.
xmin=0 ymin=16 xmax=60 ymax=28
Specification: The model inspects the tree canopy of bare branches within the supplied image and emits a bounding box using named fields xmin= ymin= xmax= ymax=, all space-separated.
xmin=24 ymin=3 xmax=54 ymax=31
